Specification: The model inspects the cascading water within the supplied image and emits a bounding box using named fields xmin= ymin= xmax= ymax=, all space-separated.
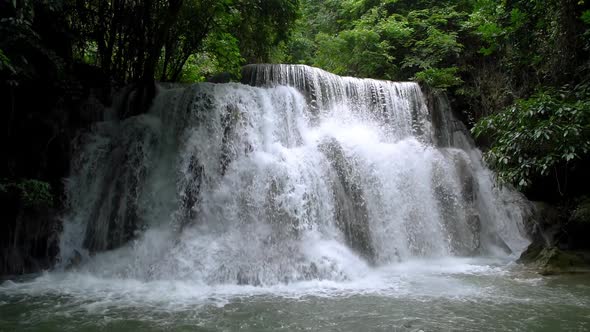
xmin=58 ymin=64 xmax=530 ymax=286
xmin=6 ymin=65 xmax=590 ymax=332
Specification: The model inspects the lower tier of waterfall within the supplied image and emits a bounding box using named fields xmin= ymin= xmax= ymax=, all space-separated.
xmin=57 ymin=64 xmax=530 ymax=285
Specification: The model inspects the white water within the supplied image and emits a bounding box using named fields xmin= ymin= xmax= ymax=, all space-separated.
xmin=1 ymin=257 xmax=515 ymax=308
xmin=50 ymin=65 xmax=529 ymax=289
xmin=5 ymin=258 xmax=590 ymax=331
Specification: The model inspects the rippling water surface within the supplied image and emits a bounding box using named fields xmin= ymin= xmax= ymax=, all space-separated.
xmin=2 ymin=258 xmax=589 ymax=332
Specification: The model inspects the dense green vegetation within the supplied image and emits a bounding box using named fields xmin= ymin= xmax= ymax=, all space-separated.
xmin=2 ymin=0 xmax=589 ymax=198
xmin=280 ymin=0 xmax=590 ymax=201
xmin=1 ymin=0 xmax=590 ymax=273
xmin=0 ymin=0 xmax=298 ymax=201
xmin=473 ymin=85 xmax=590 ymax=191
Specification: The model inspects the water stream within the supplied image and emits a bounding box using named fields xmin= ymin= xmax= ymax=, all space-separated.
xmin=1 ymin=65 xmax=588 ymax=331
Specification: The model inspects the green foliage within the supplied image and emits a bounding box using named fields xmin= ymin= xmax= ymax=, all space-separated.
xmin=0 ymin=0 xmax=67 ymax=86
xmin=0 ymin=179 xmax=53 ymax=209
xmin=475 ymin=22 xmax=503 ymax=55
xmin=287 ymin=1 xmax=469 ymax=86
xmin=414 ymin=67 xmax=463 ymax=89
xmin=17 ymin=180 xmax=53 ymax=209
xmin=0 ymin=49 xmax=15 ymax=74
xmin=473 ymin=84 xmax=590 ymax=189
xmin=289 ymin=0 xmax=588 ymax=109
xmin=378 ymin=14 xmax=413 ymax=41
xmin=314 ymin=28 xmax=394 ymax=78
xmin=176 ymin=54 xmax=212 ymax=83
xmin=283 ymin=29 xmax=315 ymax=64
xmin=203 ymin=31 xmax=244 ymax=78
xmin=233 ymin=0 xmax=300 ymax=63
xmin=155 ymin=0 xmax=299 ymax=81
xmin=0 ymin=0 xmax=299 ymax=84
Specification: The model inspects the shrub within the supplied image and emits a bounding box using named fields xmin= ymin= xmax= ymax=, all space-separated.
xmin=472 ymin=84 xmax=590 ymax=189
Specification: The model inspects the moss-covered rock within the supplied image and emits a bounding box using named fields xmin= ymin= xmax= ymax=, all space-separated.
xmin=518 ymin=240 xmax=545 ymax=264
xmin=0 ymin=181 xmax=60 ymax=275
xmin=531 ymin=247 xmax=590 ymax=275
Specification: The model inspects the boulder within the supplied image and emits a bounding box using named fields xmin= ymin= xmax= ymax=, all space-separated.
xmin=519 ymin=200 xmax=590 ymax=274
xmin=522 ymin=246 xmax=590 ymax=275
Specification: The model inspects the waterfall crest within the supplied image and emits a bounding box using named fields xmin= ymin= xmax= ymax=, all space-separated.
xmin=59 ymin=65 xmax=530 ymax=285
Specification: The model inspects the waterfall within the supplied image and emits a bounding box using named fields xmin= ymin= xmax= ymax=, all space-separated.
xmin=58 ymin=64 xmax=530 ymax=285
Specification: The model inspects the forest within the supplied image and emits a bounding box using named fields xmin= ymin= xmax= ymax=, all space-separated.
xmin=1 ymin=0 xmax=590 ymax=275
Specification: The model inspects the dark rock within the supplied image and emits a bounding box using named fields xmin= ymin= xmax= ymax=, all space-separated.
xmin=65 ymin=250 xmax=83 ymax=270
xmin=207 ymin=72 xmax=232 ymax=84
xmin=220 ymin=104 xmax=242 ymax=176
xmin=0 ymin=187 xmax=60 ymax=275
xmin=319 ymin=138 xmax=375 ymax=264
xmin=0 ymin=59 xmax=113 ymax=277
xmin=518 ymin=202 xmax=561 ymax=268
xmin=522 ymin=246 xmax=590 ymax=275
xmin=566 ymin=197 xmax=590 ymax=250
xmin=522 ymin=202 xmax=562 ymax=247
xmin=570 ymin=198 xmax=590 ymax=224
xmin=519 ymin=200 xmax=590 ymax=274
xmin=518 ymin=240 xmax=545 ymax=264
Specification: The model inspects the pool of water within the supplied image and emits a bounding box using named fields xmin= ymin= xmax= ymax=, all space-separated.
xmin=1 ymin=258 xmax=589 ymax=331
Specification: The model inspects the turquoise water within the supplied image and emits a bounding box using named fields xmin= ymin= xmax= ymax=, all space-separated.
xmin=1 ymin=258 xmax=589 ymax=331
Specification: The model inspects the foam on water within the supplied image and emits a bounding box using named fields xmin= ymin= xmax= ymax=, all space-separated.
xmin=3 ymin=259 xmax=590 ymax=331
xmin=1 ymin=257 xmax=511 ymax=307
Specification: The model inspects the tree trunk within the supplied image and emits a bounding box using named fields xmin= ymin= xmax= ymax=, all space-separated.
xmin=170 ymin=53 xmax=191 ymax=82
xmin=160 ymin=39 xmax=174 ymax=82
xmin=131 ymin=0 xmax=184 ymax=116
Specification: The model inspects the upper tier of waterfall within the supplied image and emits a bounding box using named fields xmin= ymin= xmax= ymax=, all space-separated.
xmin=58 ymin=64 xmax=530 ymax=285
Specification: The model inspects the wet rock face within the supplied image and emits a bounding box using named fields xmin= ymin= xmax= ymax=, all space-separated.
xmin=523 ymin=202 xmax=562 ymax=246
xmin=568 ymin=198 xmax=590 ymax=250
xmin=81 ymin=118 xmax=159 ymax=253
xmin=521 ymin=200 xmax=590 ymax=251
xmin=0 ymin=190 xmax=60 ymax=276
xmin=518 ymin=202 xmax=561 ymax=266
xmin=0 ymin=62 xmax=114 ymax=277
xmin=319 ymin=138 xmax=375 ymax=264
xmin=519 ymin=200 xmax=590 ymax=274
